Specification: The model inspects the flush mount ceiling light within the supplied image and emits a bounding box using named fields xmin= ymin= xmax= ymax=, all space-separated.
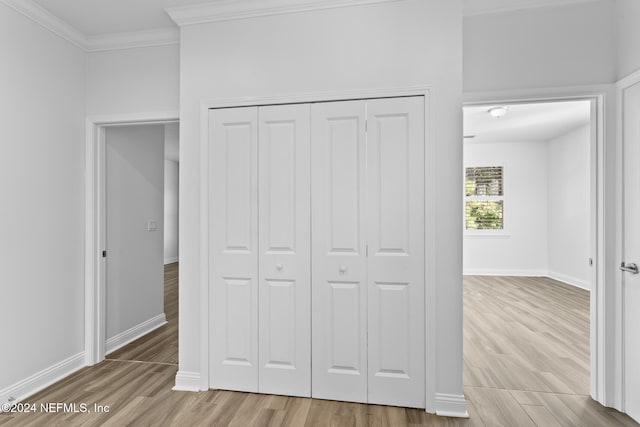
xmin=488 ymin=106 xmax=509 ymax=118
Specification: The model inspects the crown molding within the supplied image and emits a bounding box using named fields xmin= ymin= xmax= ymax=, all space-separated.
xmin=85 ymin=28 xmax=179 ymax=52
xmin=166 ymin=0 xmax=405 ymax=27
xmin=463 ymin=0 xmax=602 ymax=17
xmin=0 ymin=0 xmax=85 ymax=49
xmin=1 ymin=0 xmax=179 ymax=52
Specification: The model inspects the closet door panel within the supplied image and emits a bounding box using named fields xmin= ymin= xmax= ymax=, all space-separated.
xmin=366 ymin=97 xmax=426 ymax=408
xmin=311 ymin=101 xmax=368 ymax=403
xmin=258 ymin=104 xmax=311 ymax=397
xmin=210 ymin=107 xmax=259 ymax=392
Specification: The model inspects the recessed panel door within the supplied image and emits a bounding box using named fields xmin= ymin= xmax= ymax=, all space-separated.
xmin=366 ymin=97 xmax=425 ymax=408
xmin=311 ymin=101 xmax=368 ymax=403
xmin=210 ymin=107 xmax=259 ymax=392
xmin=623 ymin=82 xmax=640 ymax=423
xmin=258 ymin=104 xmax=311 ymax=397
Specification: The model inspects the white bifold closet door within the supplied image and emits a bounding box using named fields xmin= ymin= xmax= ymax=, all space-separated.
xmin=311 ymin=100 xmax=368 ymax=403
xmin=257 ymin=104 xmax=311 ymax=397
xmin=209 ymin=104 xmax=311 ymax=397
xmin=210 ymin=96 xmax=425 ymax=408
xmin=210 ymin=106 xmax=259 ymax=392
xmin=365 ymin=97 xmax=425 ymax=408
xmin=311 ymin=97 xmax=425 ymax=408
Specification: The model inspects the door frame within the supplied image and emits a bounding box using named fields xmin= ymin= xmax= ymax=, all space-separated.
xmin=464 ymin=86 xmax=612 ymax=406
xmin=198 ymin=86 xmax=448 ymax=413
xmin=84 ymin=111 xmax=179 ymax=366
xmin=617 ymin=69 xmax=640 ymax=415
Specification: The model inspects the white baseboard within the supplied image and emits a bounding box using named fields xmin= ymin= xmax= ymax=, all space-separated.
xmin=164 ymin=257 xmax=178 ymax=265
xmin=464 ymin=268 xmax=591 ymax=291
xmin=173 ymin=371 xmax=201 ymax=392
xmin=434 ymin=393 xmax=469 ymax=418
xmin=106 ymin=313 xmax=167 ymax=355
xmin=547 ymin=271 xmax=590 ymax=291
xmin=0 ymin=352 xmax=85 ymax=406
xmin=463 ymin=269 xmax=547 ymax=277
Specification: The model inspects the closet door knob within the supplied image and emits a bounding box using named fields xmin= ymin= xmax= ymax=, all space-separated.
xmin=339 ymin=265 xmax=347 ymax=273
xmin=276 ymin=264 xmax=283 ymax=271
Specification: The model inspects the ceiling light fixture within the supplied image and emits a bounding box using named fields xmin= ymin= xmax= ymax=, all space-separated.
xmin=488 ymin=106 xmax=508 ymax=118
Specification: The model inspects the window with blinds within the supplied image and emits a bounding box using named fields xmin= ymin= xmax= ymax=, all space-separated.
xmin=465 ymin=166 xmax=504 ymax=230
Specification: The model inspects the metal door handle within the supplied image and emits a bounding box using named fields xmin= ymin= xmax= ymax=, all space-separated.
xmin=620 ymin=262 xmax=639 ymax=274
xmin=276 ymin=264 xmax=283 ymax=271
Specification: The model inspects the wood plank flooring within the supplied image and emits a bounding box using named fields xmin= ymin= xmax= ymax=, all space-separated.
xmin=464 ymin=275 xmax=590 ymax=395
xmin=462 ymin=276 xmax=635 ymax=427
xmin=1 ymin=272 xmax=636 ymax=426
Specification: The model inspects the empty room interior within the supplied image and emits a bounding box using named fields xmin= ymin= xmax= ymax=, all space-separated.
xmin=1 ymin=0 xmax=640 ymax=426
xmin=463 ymin=100 xmax=600 ymax=423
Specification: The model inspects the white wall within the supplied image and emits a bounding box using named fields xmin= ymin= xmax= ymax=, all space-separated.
xmin=463 ymin=1 xmax=616 ymax=92
xmin=0 ymin=3 xmax=85 ymax=396
xmin=164 ymin=121 xmax=179 ymax=265
xmin=616 ymin=0 xmax=640 ymax=80
xmin=164 ymin=121 xmax=180 ymax=162
xmin=164 ymin=159 xmax=179 ymax=264
xmin=463 ymin=127 xmax=591 ymax=290
xmin=463 ymin=141 xmax=549 ymax=275
xmin=105 ymin=125 xmax=165 ymax=342
xmin=548 ymin=125 xmax=591 ymax=289
xmin=86 ymin=44 xmax=179 ymax=117
xmin=177 ymin=0 xmax=464 ymax=410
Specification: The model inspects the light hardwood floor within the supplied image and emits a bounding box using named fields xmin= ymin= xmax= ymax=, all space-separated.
xmin=462 ymin=276 xmax=635 ymax=427
xmin=1 ymin=272 xmax=636 ymax=426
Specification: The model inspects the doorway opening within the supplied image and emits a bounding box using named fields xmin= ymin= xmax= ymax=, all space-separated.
xmin=84 ymin=114 xmax=179 ymax=367
xmin=462 ymin=99 xmax=597 ymax=418
xmin=102 ymin=122 xmax=180 ymax=365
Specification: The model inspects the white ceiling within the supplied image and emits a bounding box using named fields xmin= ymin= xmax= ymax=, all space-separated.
xmin=463 ymin=101 xmax=591 ymax=143
xmin=29 ymin=0 xmax=601 ymax=36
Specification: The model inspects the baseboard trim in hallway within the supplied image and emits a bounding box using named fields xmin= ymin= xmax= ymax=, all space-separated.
xmin=105 ymin=313 xmax=167 ymax=355
xmin=434 ymin=393 xmax=470 ymax=418
xmin=173 ymin=371 xmax=201 ymax=392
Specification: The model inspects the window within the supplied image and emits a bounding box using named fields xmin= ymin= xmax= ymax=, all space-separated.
xmin=465 ymin=166 xmax=504 ymax=230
